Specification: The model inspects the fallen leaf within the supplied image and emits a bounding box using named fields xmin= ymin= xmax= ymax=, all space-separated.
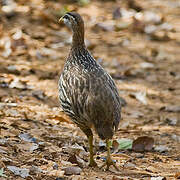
xmin=112 ymin=138 xmax=133 ymax=151
xmin=93 ymin=22 xmax=114 ymax=32
xmin=129 ymin=110 xmax=144 ymax=118
xmin=132 ymin=17 xmax=145 ymax=33
xmin=128 ymin=0 xmax=142 ymax=11
xmin=123 ymin=162 xmax=136 ymax=168
xmin=32 ymin=90 xmax=46 ymax=100
xmin=162 ymin=105 xmax=180 ymax=112
xmin=143 ymin=11 xmax=162 ymax=24
xmin=0 ymin=103 xmax=17 ymax=108
xmin=6 ymin=65 xmax=20 ymax=74
xmin=19 ymin=133 xmax=37 ymax=143
xmin=144 ymin=25 xmax=157 ymax=34
xmin=165 ymin=117 xmax=178 ymax=126
xmin=0 ymin=147 xmax=8 ymax=154
xmin=7 ymin=166 xmax=29 ymax=178
xmin=12 ymin=29 xmax=22 ymax=40
xmin=29 ymin=143 xmax=39 ymax=152
xmin=154 ymin=145 xmax=168 ymax=153
xmin=1 ymin=157 xmax=13 ymax=163
xmin=171 ymin=134 xmax=180 ymax=142
xmin=151 ymin=31 xmax=171 ymax=41
xmin=119 ymin=8 xmax=135 ymax=19
xmin=175 ymin=172 xmax=180 ymax=179
xmin=113 ymin=7 xmax=121 ymax=19
xmin=64 ymin=166 xmax=82 ymax=175
xmin=29 ymin=165 xmax=46 ymax=174
xmin=132 ymin=136 xmax=154 ymax=152
xmin=0 ymin=168 xmax=7 ymax=177
xmin=5 ymin=109 xmax=19 ymax=117
xmin=113 ymin=176 xmax=127 ymax=180
xmin=68 ymin=154 xmax=85 ymax=168
xmin=150 ymin=176 xmax=166 ymax=180
xmin=0 ymin=36 xmax=12 ymax=57
xmin=9 ymin=78 xmax=27 ymax=89
xmin=131 ymin=152 xmax=144 ymax=158
xmin=48 ymin=169 xmax=65 ymax=177
xmin=62 ymin=143 xmax=86 ymax=157
xmin=139 ymin=62 xmax=154 ymax=69
xmin=130 ymin=91 xmax=147 ymax=105
xmin=159 ymin=22 xmax=173 ymax=31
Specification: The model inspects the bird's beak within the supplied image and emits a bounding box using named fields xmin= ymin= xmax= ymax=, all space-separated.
xmin=59 ymin=16 xmax=64 ymax=23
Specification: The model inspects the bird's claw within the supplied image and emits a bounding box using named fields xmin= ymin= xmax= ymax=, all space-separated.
xmin=89 ymin=158 xmax=97 ymax=167
xmin=100 ymin=157 xmax=119 ymax=171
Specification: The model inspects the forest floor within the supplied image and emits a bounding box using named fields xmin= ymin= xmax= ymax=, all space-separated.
xmin=0 ymin=0 xmax=180 ymax=179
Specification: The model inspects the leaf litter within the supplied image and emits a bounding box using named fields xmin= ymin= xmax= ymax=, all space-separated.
xmin=0 ymin=0 xmax=180 ymax=179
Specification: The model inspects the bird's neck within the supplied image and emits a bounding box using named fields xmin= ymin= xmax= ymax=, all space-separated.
xmin=72 ymin=28 xmax=85 ymax=48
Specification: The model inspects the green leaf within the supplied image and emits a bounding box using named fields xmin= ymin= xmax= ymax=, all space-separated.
xmin=112 ymin=138 xmax=133 ymax=150
xmin=118 ymin=139 xmax=133 ymax=149
xmin=0 ymin=168 xmax=7 ymax=177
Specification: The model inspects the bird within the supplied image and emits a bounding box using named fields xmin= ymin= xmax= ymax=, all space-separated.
xmin=58 ymin=12 xmax=122 ymax=170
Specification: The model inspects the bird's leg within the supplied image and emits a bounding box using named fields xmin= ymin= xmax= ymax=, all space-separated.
xmin=88 ymin=135 xmax=97 ymax=167
xmin=100 ymin=139 xmax=119 ymax=171
xmin=79 ymin=126 xmax=97 ymax=167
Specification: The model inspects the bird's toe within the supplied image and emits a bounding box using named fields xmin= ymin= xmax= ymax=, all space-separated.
xmin=89 ymin=158 xmax=97 ymax=167
xmin=100 ymin=157 xmax=119 ymax=171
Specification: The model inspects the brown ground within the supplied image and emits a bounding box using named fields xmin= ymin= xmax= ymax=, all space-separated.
xmin=0 ymin=0 xmax=180 ymax=179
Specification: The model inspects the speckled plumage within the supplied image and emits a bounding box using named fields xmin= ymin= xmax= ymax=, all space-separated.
xmin=59 ymin=46 xmax=121 ymax=139
xmin=58 ymin=12 xmax=122 ymax=169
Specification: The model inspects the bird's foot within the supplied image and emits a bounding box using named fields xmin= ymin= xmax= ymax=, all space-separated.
xmin=89 ymin=158 xmax=97 ymax=167
xmin=100 ymin=157 xmax=119 ymax=171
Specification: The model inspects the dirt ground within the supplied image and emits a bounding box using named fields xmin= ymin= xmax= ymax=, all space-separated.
xmin=0 ymin=0 xmax=180 ymax=179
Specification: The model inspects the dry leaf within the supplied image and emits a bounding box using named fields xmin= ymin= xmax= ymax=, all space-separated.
xmin=162 ymin=105 xmax=180 ymax=113
xmin=150 ymin=177 xmax=166 ymax=180
xmin=48 ymin=169 xmax=65 ymax=177
xmin=19 ymin=133 xmax=37 ymax=143
xmin=7 ymin=166 xmax=29 ymax=178
xmin=132 ymin=136 xmax=154 ymax=152
xmin=175 ymin=172 xmax=180 ymax=179
xmin=113 ymin=7 xmax=121 ymax=19
xmin=64 ymin=166 xmax=82 ymax=175
xmin=130 ymin=91 xmax=147 ymax=105
xmin=154 ymin=145 xmax=168 ymax=153
xmin=68 ymin=154 xmax=86 ymax=168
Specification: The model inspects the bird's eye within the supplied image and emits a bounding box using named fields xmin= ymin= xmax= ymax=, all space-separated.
xmin=63 ymin=14 xmax=70 ymax=20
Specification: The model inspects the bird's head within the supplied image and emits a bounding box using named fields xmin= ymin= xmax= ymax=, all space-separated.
xmin=59 ymin=12 xmax=84 ymax=32
xmin=59 ymin=12 xmax=85 ymax=47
